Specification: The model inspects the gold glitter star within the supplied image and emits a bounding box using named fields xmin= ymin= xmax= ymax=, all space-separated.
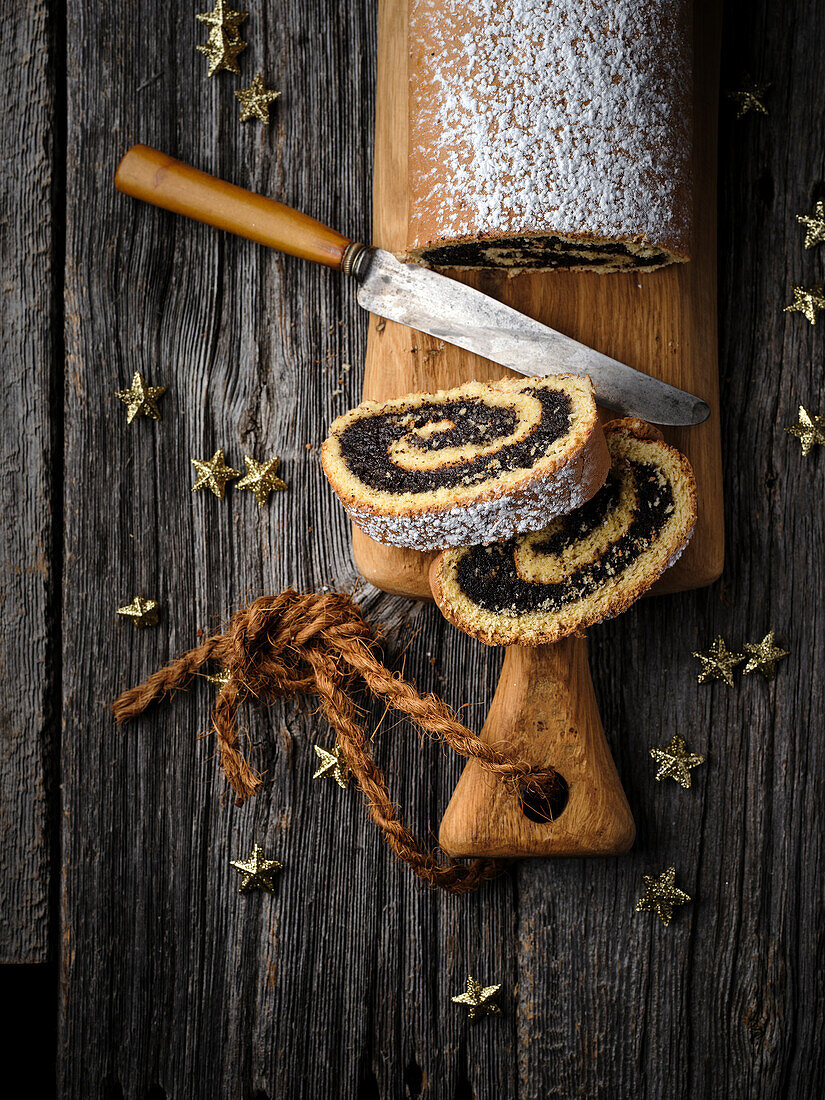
xmin=692 ymin=636 xmax=745 ymax=687
xmin=196 ymin=26 xmax=247 ymax=77
xmin=727 ymin=76 xmax=770 ymax=119
xmin=205 ymin=667 xmax=232 ymax=689
xmin=784 ymin=283 xmax=825 ymax=325
xmin=742 ymin=630 xmax=789 ymax=680
xmin=451 ymin=976 xmax=502 ymax=1021
xmin=796 ymin=200 xmax=825 ymax=248
xmin=116 ymin=595 xmax=159 ymax=628
xmin=785 ymin=405 xmax=825 ymax=456
xmin=230 ymin=843 xmax=283 ymax=894
xmin=649 ymin=734 xmax=705 ymax=789
xmin=236 ymin=455 xmax=288 ymax=506
xmin=235 ymin=73 xmax=281 ymax=124
xmin=312 ymin=744 xmax=351 ymax=788
xmin=635 ymin=866 xmax=691 ymax=926
xmin=196 ymin=0 xmax=248 ymax=34
xmin=191 ymin=449 xmax=241 ymax=499
xmin=115 ymin=372 xmax=166 ymax=424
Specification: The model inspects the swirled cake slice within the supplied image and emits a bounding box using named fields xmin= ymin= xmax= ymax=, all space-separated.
xmin=321 ymin=376 xmax=609 ymax=551
xmin=429 ymin=419 xmax=697 ymax=645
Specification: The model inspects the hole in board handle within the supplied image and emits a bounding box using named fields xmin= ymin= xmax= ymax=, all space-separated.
xmin=520 ymin=772 xmax=570 ymax=823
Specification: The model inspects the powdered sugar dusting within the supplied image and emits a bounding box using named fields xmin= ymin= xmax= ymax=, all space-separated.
xmin=344 ymin=439 xmax=606 ymax=549
xmin=407 ymin=0 xmax=692 ymax=257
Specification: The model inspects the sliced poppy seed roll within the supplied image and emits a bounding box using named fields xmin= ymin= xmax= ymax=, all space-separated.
xmin=429 ymin=419 xmax=697 ymax=644
xmin=321 ymin=375 xmax=609 ymax=551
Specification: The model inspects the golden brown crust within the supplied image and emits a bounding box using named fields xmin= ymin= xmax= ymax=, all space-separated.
xmin=604 ymin=417 xmax=665 ymax=442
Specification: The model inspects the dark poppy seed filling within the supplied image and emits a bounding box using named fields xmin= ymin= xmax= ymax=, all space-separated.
xmin=419 ymin=235 xmax=670 ymax=271
xmin=337 ymin=388 xmax=572 ymax=494
xmin=454 ymin=461 xmax=674 ymax=614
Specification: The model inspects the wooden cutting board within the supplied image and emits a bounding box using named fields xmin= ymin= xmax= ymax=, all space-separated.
xmin=355 ymin=0 xmax=722 ymax=858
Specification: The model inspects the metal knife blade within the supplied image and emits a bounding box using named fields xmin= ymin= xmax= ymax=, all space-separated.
xmin=355 ymin=248 xmax=709 ymax=426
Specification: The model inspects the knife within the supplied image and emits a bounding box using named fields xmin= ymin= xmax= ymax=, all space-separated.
xmin=115 ymin=145 xmax=709 ymax=426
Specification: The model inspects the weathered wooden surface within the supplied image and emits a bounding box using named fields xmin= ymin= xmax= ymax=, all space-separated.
xmin=0 ymin=0 xmax=56 ymax=963
xmin=0 ymin=0 xmax=821 ymax=1094
xmin=440 ymin=640 xmax=637 ymax=859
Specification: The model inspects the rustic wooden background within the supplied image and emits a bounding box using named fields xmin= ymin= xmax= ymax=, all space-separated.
xmin=2 ymin=0 xmax=823 ymax=1096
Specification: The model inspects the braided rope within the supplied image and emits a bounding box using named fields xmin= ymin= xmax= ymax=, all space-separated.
xmin=112 ymin=589 xmax=560 ymax=893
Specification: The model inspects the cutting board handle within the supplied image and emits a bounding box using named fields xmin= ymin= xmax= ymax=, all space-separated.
xmin=439 ymin=640 xmax=635 ymax=858
xmin=115 ymin=144 xmax=365 ymax=271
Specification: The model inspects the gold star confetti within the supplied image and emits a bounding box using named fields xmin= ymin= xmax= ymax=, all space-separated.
xmin=115 ymin=372 xmax=166 ymax=424
xmin=635 ymin=866 xmax=691 ymax=926
xmin=786 ymin=405 xmax=825 ymax=456
xmin=230 ymin=843 xmax=283 ymax=894
xmin=451 ymin=976 xmax=502 ymax=1021
xmin=692 ymin=636 xmax=745 ymax=687
xmin=205 ymin=668 xmax=232 ymax=689
xmin=312 ymin=744 xmax=351 ymax=788
xmin=727 ymin=76 xmax=770 ymax=119
xmin=742 ymin=630 xmax=789 ymax=680
xmin=191 ymin=448 xmax=241 ymax=499
xmin=116 ymin=595 xmax=159 ymax=628
xmin=196 ymin=26 xmax=247 ymax=77
xmin=649 ymin=734 xmax=705 ymax=789
xmin=235 ymin=73 xmax=281 ymax=124
xmin=196 ymin=0 xmax=248 ymax=34
xmin=236 ymin=455 xmax=288 ymax=506
xmin=784 ymin=283 xmax=825 ymax=325
xmin=796 ymin=200 xmax=825 ymax=249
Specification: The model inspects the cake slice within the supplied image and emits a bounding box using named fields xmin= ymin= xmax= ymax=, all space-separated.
xmin=429 ymin=419 xmax=697 ymax=645
xmin=321 ymin=375 xmax=609 ymax=551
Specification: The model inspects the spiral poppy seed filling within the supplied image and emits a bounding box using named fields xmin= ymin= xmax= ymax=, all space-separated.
xmin=337 ymin=388 xmax=572 ymax=494
xmin=419 ymin=236 xmax=671 ymax=272
xmin=454 ymin=461 xmax=673 ymax=614
xmin=428 ymin=419 xmax=698 ymax=643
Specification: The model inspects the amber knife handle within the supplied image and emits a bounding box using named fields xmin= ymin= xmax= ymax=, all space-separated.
xmin=115 ymin=144 xmax=366 ymax=272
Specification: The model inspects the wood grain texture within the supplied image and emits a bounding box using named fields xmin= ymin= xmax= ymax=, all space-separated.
xmin=0 ymin=0 xmax=56 ymax=963
xmin=115 ymin=144 xmax=356 ymax=269
xmin=35 ymin=0 xmax=825 ymax=1097
xmin=354 ymin=0 xmax=723 ymax=601
xmin=439 ymin=641 xmax=636 ymax=858
xmin=60 ymin=2 xmax=521 ymax=1097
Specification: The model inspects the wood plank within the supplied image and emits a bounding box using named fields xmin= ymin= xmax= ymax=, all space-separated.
xmin=0 ymin=0 xmax=56 ymax=963
xmin=60 ymin=1 xmax=517 ymax=1096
